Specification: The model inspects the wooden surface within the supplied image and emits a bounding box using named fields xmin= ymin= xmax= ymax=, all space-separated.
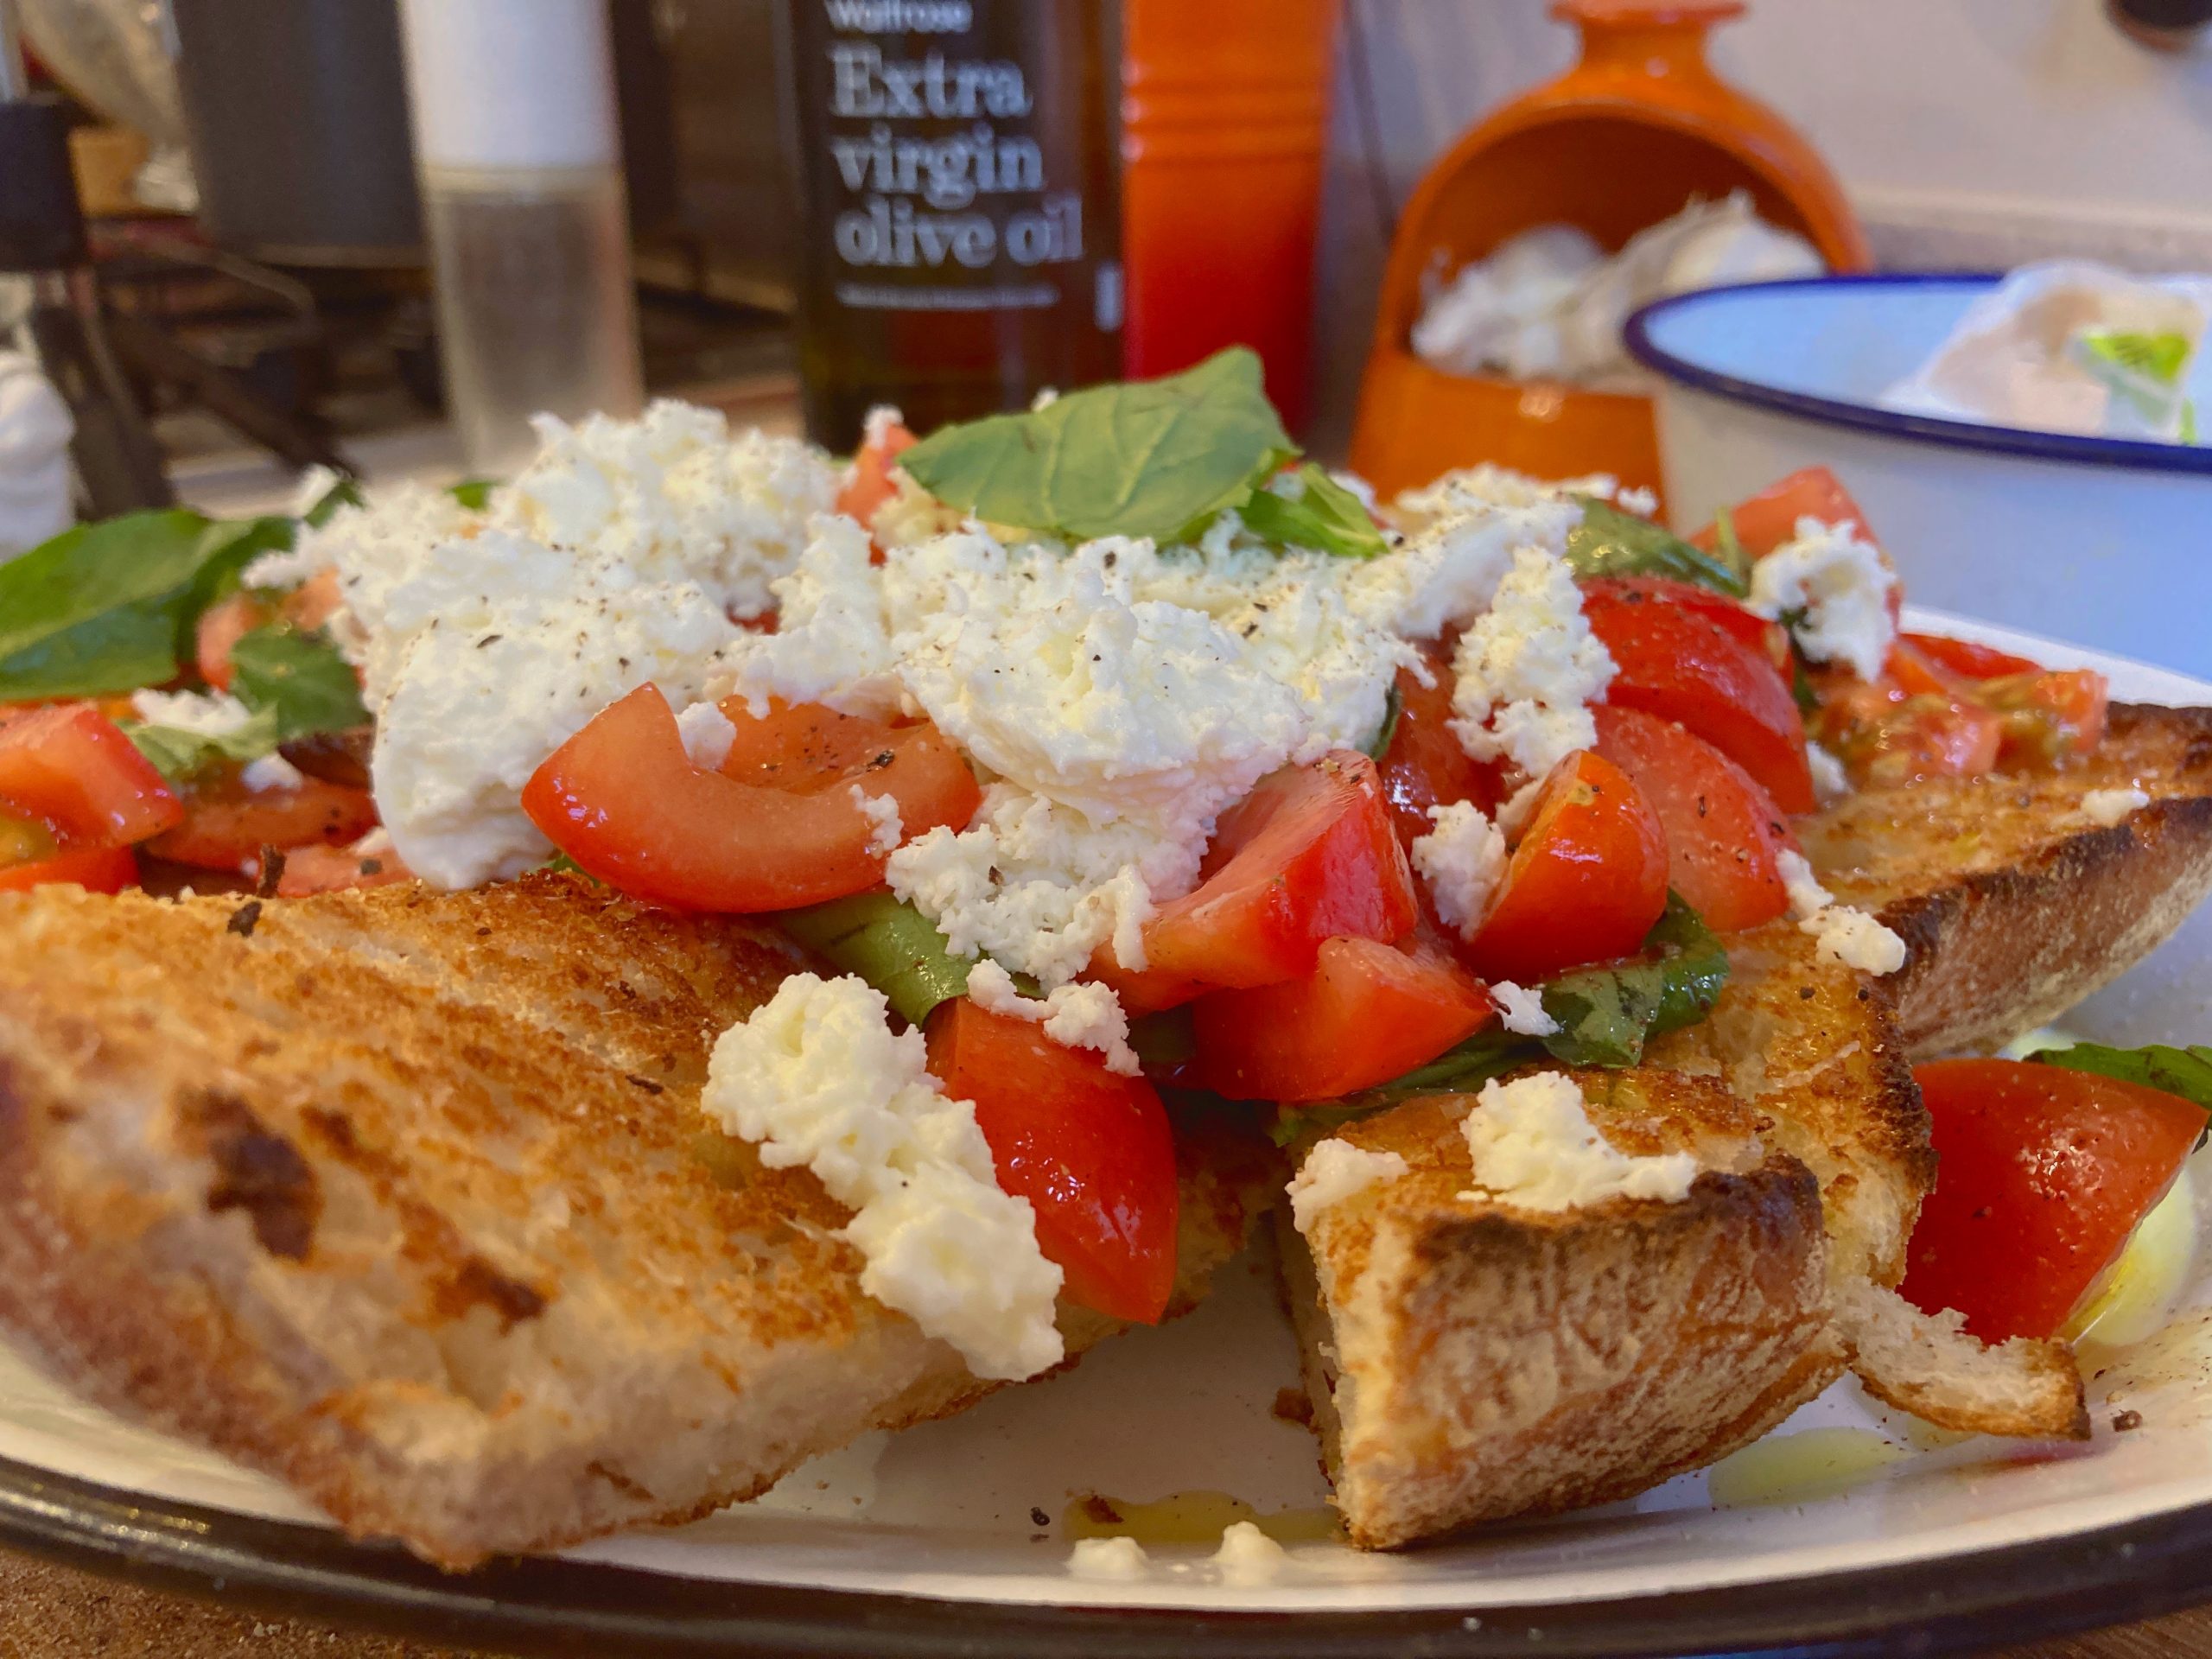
xmin=0 ymin=1547 xmax=2206 ymax=1658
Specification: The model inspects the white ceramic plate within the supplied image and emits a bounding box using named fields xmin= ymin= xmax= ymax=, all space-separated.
xmin=5 ymin=610 xmax=2210 ymax=1656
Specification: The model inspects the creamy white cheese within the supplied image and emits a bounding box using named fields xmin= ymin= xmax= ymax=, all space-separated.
xmin=1808 ymin=741 xmax=1852 ymax=804
xmin=1777 ymin=849 xmax=1908 ymax=976
xmin=676 ymin=700 xmax=738 ymax=769
xmin=2083 ymin=785 xmax=2151 ymax=827
xmin=1490 ymin=980 xmax=1559 ymax=1037
xmin=1748 ymin=517 xmax=1898 ymax=682
xmin=1460 ymin=1071 xmax=1698 ymax=1211
xmin=1449 ymin=545 xmax=1616 ymax=784
xmin=1068 ymin=1536 xmax=1149 ymax=1581
xmin=275 ymin=404 xmax=839 ymax=889
xmin=1214 ymin=1521 xmax=1289 ymax=1585
xmin=130 ymin=687 xmax=254 ymax=739
xmin=851 ymin=785 xmax=904 ymax=857
xmin=701 ymin=973 xmax=1064 ymax=1381
xmin=1410 ymin=799 xmax=1508 ymax=938
xmin=1287 ymin=1139 xmax=1410 ymax=1233
xmin=964 ymin=958 xmax=1141 ymax=1077
xmin=241 ymin=753 xmax=306 ymax=793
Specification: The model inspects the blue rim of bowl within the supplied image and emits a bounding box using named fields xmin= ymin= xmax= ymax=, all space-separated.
xmin=1623 ymin=272 xmax=2212 ymax=479
xmin=4 ymin=1452 xmax=2212 ymax=1657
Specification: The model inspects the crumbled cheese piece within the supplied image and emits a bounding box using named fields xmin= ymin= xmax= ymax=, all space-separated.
xmin=851 ymin=785 xmax=904 ymax=857
xmin=1615 ymin=484 xmax=1659 ymax=518
xmin=1748 ymin=517 xmax=1898 ymax=681
xmin=702 ymin=973 xmax=1065 ymax=1381
xmin=501 ymin=401 xmax=839 ymax=621
xmin=1808 ymin=741 xmax=1852 ymax=804
xmin=1410 ymin=800 xmax=1508 ymax=938
xmin=369 ymin=531 xmax=739 ymax=887
xmin=1214 ymin=1521 xmax=1289 ymax=1585
xmin=1777 ymin=849 xmax=1907 ymax=976
xmin=1393 ymin=463 xmax=1614 ymax=525
xmin=2083 ymin=785 xmax=2151 ymax=827
xmin=240 ymin=753 xmax=305 ymax=793
xmin=677 ymin=700 xmax=737 ymax=769
xmin=1068 ymin=1536 xmax=1149 ymax=1581
xmin=1491 ymin=980 xmax=1559 ymax=1037
xmin=1287 ymin=1139 xmax=1410 ymax=1233
xmin=1803 ymin=905 xmax=1910 ymax=976
xmin=1777 ymin=848 xmax=1834 ymax=915
xmin=888 ymin=785 xmax=1161 ymax=987
xmin=130 ymin=688 xmax=253 ymax=738
xmin=964 ymin=958 xmax=1141 ymax=1076
xmin=1461 ymin=1071 xmax=1698 ymax=1211
xmin=1449 ymin=545 xmax=1616 ymax=781
xmin=1357 ymin=493 xmax=1578 ymax=640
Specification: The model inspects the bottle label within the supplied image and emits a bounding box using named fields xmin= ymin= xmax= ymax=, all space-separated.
xmin=793 ymin=3 xmax=1098 ymax=314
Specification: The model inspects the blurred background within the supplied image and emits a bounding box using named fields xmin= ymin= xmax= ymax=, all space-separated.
xmin=3 ymin=0 xmax=2209 ymax=661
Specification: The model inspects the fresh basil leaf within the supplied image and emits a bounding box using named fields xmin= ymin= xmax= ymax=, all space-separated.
xmin=126 ymin=704 xmax=283 ymax=783
xmin=1709 ymin=506 xmax=1754 ymax=592
xmin=1238 ymin=463 xmax=1387 ymax=560
xmin=1313 ymin=1026 xmax=1540 ymax=1125
xmin=1362 ymin=681 xmax=1402 ymax=763
xmin=540 ymin=850 xmax=602 ymax=885
xmin=778 ymin=890 xmax=976 ymax=1027
xmin=1268 ymin=1098 xmax=1409 ymax=1149
xmin=897 ymin=347 xmax=1294 ymax=543
xmin=1543 ymin=893 xmax=1730 ymax=1065
xmin=227 ymin=626 xmax=369 ymax=741
xmin=449 ymin=478 xmax=496 ymax=511
xmin=304 ymin=476 xmax=365 ymax=528
xmin=1789 ymin=644 xmax=1820 ymax=717
xmin=1565 ymin=497 xmax=1750 ymax=599
xmin=0 ymin=512 xmax=292 ymax=701
xmin=2036 ymin=1042 xmax=2212 ymax=1111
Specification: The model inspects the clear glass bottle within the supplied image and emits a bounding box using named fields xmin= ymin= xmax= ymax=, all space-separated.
xmin=398 ymin=0 xmax=644 ymax=475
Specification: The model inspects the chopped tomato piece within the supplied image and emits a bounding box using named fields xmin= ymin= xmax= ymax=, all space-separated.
xmin=1376 ymin=636 xmax=1503 ymax=851
xmin=0 ymin=842 xmax=137 ymax=894
xmin=1900 ymin=632 xmax=2041 ymax=681
xmin=1899 ymin=1058 xmax=2204 ymax=1343
xmin=522 ymin=686 xmax=980 ymax=912
xmin=0 ymin=810 xmax=55 ymax=867
xmin=1817 ymin=678 xmax=2003 ymax=786
xmin=1463 ymin=750 xmax=1669 ymax=983
xmin=148 ymin=770 xmax=379 ymax=871
xmin=1098 ymin=752 xmax=1418 ymax=1007
xmin=1980 ymin=669 xmax=2108 ymax=769
xmin=1592 ymin=705 xmax=1796 ymax=932
xmin=1580 ymin=575 xmax=1791 ymax=675
xmin=273 ymin=840 xmax=412 ymax=896
xmin=836 ymin=416 xmax=918 ymax=531
xmin=1690 ymin=466 xmax=1873 ymax=559
xmin=0 ymin=704 xmax=182 ymax=847
xmin=1581 ymin=579 xmax=1815 ymax=813
xmin=926 ymin=997 xmax=1179 ymax=1324
xmin=1191 ymin=936 xmax=1494 ymax=1102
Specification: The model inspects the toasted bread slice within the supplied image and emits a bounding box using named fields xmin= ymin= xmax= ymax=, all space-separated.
xmin=1802 ymin=702 xmax=2212 ymax=1055
xmin=1838 ymin=1282 xmax=2087 ymax=1440
xmin=1285 ymin=922 xmax=1926 ymax=1548
xmin=0 ymin=876 xmax=1272 ymax=1568
xmin=1282 ymin=1072 xmax=1837 ymax=1548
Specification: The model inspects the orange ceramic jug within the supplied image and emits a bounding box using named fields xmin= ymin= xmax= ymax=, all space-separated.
xmin=1351 ymin=0 xmax=1867 ymax=502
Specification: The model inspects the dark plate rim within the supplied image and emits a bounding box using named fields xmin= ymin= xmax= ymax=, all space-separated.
xmin=1622 ymin=271 xmax=2212 ymax=480
xmin=3 ymin=1452 xmax=2212 ymax=1658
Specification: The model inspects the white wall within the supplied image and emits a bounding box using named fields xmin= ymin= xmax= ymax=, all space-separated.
xmin=1312 ymin=0 xmax=2212 ymax=446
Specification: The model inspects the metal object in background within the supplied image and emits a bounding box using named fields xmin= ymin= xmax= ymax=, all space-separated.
xmin=169 ymin=0 xmax=423 ymax=265
xmin=0 ymin=0 xmax=171 ymax=513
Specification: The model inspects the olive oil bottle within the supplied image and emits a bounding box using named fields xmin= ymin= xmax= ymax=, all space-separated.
xmin=779 ymin=0 xmax=1123 ymax=448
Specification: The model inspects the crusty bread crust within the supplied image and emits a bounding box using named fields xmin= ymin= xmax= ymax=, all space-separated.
xmin=1839 ymin=1283 xmax=2087 ymax=1440
xmin=0 ymin=877 xmax=1269 ymax=1568
xmin=1802 ymin=702 xmax=2212 ymax=1056
xmin=1286 ymin=1073 xmax=1840 ymax=1549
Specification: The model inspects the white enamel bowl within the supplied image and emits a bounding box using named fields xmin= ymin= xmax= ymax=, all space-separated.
xmin=1626 ymin=275 xmax=2212 ymax=681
